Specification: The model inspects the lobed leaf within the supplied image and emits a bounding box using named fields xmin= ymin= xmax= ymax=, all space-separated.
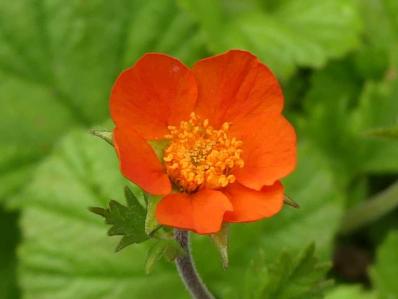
xmin=90 ymin=187 xmax=148 ymax=252
xmin=243 ymin=244 xmax=332 ymax=299
xmin=0 ymin=0 xmax=205 ymax=204
xmin=17 ymin=130 xmax=188 ymax=299
xmin=179 ymin=0 xmax=362 ymax=78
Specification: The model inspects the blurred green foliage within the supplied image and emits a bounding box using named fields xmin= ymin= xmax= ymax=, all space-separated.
xmin=1 ymin=0 xmax=398 ymax=298
xmin=370 ymin=231 xmax=398 ymax=299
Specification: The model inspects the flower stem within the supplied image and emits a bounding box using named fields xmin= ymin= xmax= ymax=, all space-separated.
xmin=174 ymin=230 xmax=215 ymax=299
xmin=340 ymin=181 xmax=398 ymax=234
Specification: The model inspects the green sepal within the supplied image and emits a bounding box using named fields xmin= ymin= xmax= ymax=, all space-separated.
xmin=284 ymin=195 xmax=300 ymax=209
xmin=163 ymin=240 xmax=185 ymax=262
xmin=148 ymin=139 xmax=170 ymax=161
xmin=211 ymin=223 xmax=229 ymax=269
xmin=90 ymin=129 xmax=113 ymax=146
xmin=145 ymin=239 xmax=184 ymax=274
xmin=145 ymin=194 xmax=163 ymax=236
xmin=90 ymin=186 xmax=148 ymax=251
xmin=151 ymin=227 xmax=174 ymax=240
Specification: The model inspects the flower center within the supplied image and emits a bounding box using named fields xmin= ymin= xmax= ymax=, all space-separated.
xmin=163 ymin=113 xmax=244 ymax=193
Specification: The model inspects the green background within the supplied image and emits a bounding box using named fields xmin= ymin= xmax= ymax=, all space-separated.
xmin=1 ymin=0 xmax=398 ymax=298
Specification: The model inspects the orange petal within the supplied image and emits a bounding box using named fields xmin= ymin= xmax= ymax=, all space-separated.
xmin=192 ymin=50 xmax=283 ymax=128
xmin=223 ymin=182 xmax=284 ymax=223
xmin=114 ymin=126 xmax=171 ymax=195
xmin=231 ymin=113 xmax=296 ymax=190
xmin=111 ymin=53 xmax=197 ymax=140
xmin=156 ymin=189 xmax=233 ymax=234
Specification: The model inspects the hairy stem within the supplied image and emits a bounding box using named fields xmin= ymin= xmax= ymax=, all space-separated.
xmin=175 ymin=230 xmax=215 ymax=299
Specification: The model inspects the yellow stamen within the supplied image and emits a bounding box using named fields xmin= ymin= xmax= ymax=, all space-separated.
xmin=163 ymin=113 xmax=244 ymax=193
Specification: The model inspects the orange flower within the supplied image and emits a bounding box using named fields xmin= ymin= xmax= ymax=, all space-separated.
xmin=110 ymin=50 xmax=296 ymax=234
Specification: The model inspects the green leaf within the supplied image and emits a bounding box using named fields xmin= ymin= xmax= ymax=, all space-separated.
xmin=192 ymin=141 xmax=344 ymax=297
xmin=16 ymin=125 xmax=344 ymax=299
xmin=359 ymin=0 xmax=398 ymax=51
xmin=300 ymin=61 xmax=363 ymax=187
xmin=355 ymin=77 xmax=398 ymax=173
xmin=90 ymin=186 xmax=148 ymax=252
xmin=0 ymin=0 xmax=205 ymax=204
xmin=354 ymin=0 xmax=398 ymax=80
xmin=325 ymin=285 xmax=377 ymax=299
xmin=179 ymin=0 xmax=361 ymax=78
xmin=301 ymin=59 xmax=398 ymax=184
xmin=249 ymin=142 xmax=344 ymax=258
xmin=356 ymin=80 xmax=398 ymax=134
xmin=243 ymin=244 xmax=332 ymax=299
xmin=370 ymin=230 xmax=398 ymax=299
xmin=17 ymin=130 xmax=187 ymax=299
xmin=0 ymin=207 xmax=20 ymax=299
xmin=264 ymin=244 xmax=333 ymax=299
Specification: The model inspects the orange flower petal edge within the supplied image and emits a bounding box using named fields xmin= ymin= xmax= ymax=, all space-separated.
xmin=110 ymin=50 xmax=297 ymax=234
xmin=156 ymin=189 xmax=233 ymax=234
xmin=110 ymin=53 xmax=197 ymax=140
xmin=223 ymin=182 xmax=284 ymax=223
xmin=113 ymin=126 xmax=171 ymax=195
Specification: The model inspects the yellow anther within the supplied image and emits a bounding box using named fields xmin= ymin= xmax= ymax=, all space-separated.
xmin=163 ymin=154 xmax=173 ymax=162
xmin=163 ymin=113 xmax=244 ymax=193
xmin=222 ymin=122 xmax=230 ymax=131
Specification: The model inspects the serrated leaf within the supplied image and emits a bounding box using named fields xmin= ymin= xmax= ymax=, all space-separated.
xmin=243 ymin=244 xmax=332 ymax=299
xmin=15 ymin=124 xmax=346 ymax=299
xmin=268 ymin=245 xmax=333 ymax=299
xmin=179 ymin=0 xmax=361 ymax=78
xmin=370 ymin=230 xmax=398 ymax=299
xmin=17 ymin=130 xmax=188 ymax=299
xmin=192 ymin=141 xmax=344 ymax=298
xmin=91 ymin=186 xmax=148 ymax=251
xmin=0 ymin=0 xmax=205 ymax=204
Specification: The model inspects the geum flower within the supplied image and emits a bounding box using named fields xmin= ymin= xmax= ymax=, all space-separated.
xmin=111 ymin=50 xmax=296 ymax=234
